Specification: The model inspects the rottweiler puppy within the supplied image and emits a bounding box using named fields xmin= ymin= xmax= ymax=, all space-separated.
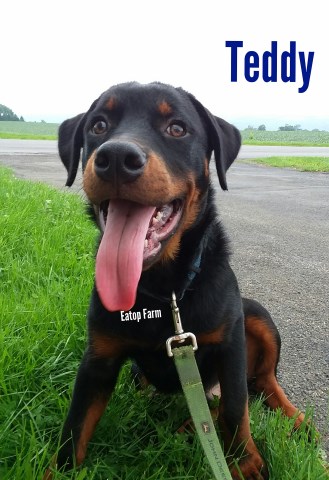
xmin=46 ymin=82 xmax=304 ymax=479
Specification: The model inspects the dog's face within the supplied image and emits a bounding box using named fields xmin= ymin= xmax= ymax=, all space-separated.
xmin=58 ymin=82 xmax=241 ymax=311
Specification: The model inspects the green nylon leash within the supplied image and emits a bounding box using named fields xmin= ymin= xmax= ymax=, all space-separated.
xmin=166 ymin=293 xmax=232 ymax=480
xmin=172 ymin=346 xmax=232 ymax=480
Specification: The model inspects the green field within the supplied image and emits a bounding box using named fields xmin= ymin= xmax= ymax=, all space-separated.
xmin=1 ymin=121 xmax=329 ymax=145
xmin=0 ymin=121 xmax=58 ymax=140
xmin=241 ymin=129 xmax=329 ymax=146
xmin=0 ymin=165 xmax=328 ymax=479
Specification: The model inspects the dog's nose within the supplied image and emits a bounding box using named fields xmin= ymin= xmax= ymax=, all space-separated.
xmin=94 ymin=141 xmax=147 ymax=183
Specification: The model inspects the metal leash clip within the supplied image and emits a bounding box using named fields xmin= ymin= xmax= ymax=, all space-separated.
xmin=166 ymin=291 xmax=198 ymax=357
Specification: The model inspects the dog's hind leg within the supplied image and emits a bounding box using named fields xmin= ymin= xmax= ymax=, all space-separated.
xmin=244 ymin=298 xmax=305 ymax=428
xmin=217 ymin=315 xmax=269 ymax=479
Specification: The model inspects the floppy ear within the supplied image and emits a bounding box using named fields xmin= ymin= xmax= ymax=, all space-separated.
xmin=58 ymin=96 xmax=101 ymax=186
xmin=58 ymin=113 xmax=86 ymax=187
xmin=187 ymin=95 xmax=241 ymax=190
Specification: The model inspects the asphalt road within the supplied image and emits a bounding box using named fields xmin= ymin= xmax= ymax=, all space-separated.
xmin=216 ymin=164 xmax=328 ymax=443
xmin=1 ymin=138 xmax=329 ymax=157
xmin=0 ymin=140 xmax=328 ymax=451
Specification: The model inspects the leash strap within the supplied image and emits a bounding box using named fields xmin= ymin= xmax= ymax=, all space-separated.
xmin=167 ymin=292 xmax=232 ymax=480
xmin=172 ymin=346 xmax=232 ymax=480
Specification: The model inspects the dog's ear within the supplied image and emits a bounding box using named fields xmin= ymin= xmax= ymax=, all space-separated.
xmin=58 ymin=113 xmax=86 ymax=186
xmin=186 ymin=94 xmax=241 ymax=190
xmin=58 ymin=97 xmax=100 ymax=186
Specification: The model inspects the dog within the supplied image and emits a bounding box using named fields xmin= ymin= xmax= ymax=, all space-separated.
xmin=46 ymin=82 xmax=305 ymax=479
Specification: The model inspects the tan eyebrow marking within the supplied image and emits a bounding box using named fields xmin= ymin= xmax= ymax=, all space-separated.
xmin=157 ymin=100 xmax=172 ymax=116
xmin=106 ymin=97 xmax=116 ymax=110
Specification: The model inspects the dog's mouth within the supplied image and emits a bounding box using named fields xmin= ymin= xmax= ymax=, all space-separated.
xmin=95 ymin=198 xmax=183 ymax=312
xmin=98 ymin=199 xmax=183 ymax=262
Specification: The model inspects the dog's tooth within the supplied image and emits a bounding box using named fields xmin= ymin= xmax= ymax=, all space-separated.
xmin=144 ymin=239 xmax=149 ymax=248
xmin=152 ymin=217 xmax=159 ymax=225
xmin=156 ymin=211 xmax=163 ymax=220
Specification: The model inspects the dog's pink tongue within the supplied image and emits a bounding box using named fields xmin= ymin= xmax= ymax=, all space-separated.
xmin=95 ymin=199 xmax=155 ymax=312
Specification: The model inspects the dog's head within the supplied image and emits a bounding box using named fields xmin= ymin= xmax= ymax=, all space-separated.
xmin=58 ymin=82 xmax=241 ymax=311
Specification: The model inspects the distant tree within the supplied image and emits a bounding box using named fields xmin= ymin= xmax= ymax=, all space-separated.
xmin=19 ymin=116 xmax=25 ymax=122
xmin=258 ymin=124 xmax=266 ymax=131
xmin=0 ymin=104 xmax=20 ymax=121
xmin=279 ymin=123 xmax=303 ymax=131
xmin=279 ymin=124 xmax=294 ymax=131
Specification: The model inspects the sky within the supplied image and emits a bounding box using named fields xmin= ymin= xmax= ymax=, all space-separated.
xmin=1 ymin=0 xmax=328 ymax=130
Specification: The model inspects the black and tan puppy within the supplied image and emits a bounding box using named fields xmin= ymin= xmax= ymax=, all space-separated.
xmin=47 ymin=82 xmax=304 ymax=479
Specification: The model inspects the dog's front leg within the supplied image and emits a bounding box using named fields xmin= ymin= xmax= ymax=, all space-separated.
xmin=217 ymin=317 xmax=268 ymax=480
xmin=45 ymin=348 xmax=123 ymax=477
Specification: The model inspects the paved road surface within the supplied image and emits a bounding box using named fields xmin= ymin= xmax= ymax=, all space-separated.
xmin=1 ymin=139 xmax=329 ymax=157
xmin=0 ymin=139 xmax=57 ymax=154
xmin=216 ymin=164 xmax=328 ymax=442
xmin=0 ymin=141 xmax=328 ymax=451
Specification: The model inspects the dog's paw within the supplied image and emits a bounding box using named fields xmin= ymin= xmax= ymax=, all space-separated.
xmin=42 ymin=468 xmax=53 ymax=480
xmin=230 ymin=453 xmax=269 ymax=480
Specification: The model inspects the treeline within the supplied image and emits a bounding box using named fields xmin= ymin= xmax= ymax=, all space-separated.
xmin=0 ymin=104 xmax=24 ymax=121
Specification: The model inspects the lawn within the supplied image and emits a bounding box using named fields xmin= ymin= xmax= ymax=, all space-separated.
xmin=0 ymin=166 xmax=327 ymax=479
xmin=242 ymin=156 xmax=329 ymax=172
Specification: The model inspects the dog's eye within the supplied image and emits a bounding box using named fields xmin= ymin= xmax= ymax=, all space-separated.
xmin=166 ymin=122 xmax=187 ymax=138
xmin=91 ymin=120 xmax=108 ymax=135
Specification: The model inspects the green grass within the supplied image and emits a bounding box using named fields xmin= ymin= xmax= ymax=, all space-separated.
xmin=0 ymin=132 xmax=57 ymax=140
xmin=242 ymin=156 xmax=329 ymax=172
xmin=241 ymin=130 xmax=329 ymax=146
xmin=0 ymin=166 xmax=328 ymax=479
xmin=0 ymin=121 xmax=58 ymax=140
